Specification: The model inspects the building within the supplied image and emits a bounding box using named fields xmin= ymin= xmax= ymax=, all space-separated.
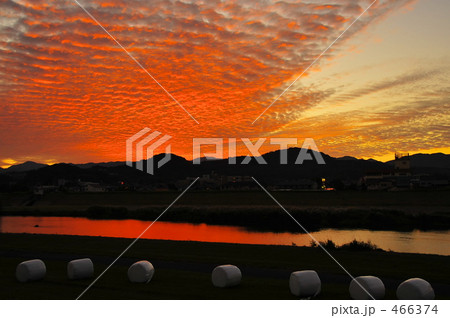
xmin=363 ymin=152 xmax=449 ymax=190
xmin=80 ymin=181 xmax=106 ymax=192
xmin=394 ymin=153 xmax=411 ymax=176
xmin=363 ymin=152 xmax=412 ymax=190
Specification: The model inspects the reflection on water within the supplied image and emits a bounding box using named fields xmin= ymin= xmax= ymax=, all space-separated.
xmin=1 ymin=216 xmax=449 ymax=255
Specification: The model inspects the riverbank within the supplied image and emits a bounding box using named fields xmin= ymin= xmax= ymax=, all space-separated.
xmin=1 ymin=191 xmax=449 ymax=232
xmin=2 ymin=205 xmax=449 ymax=232
xmin=1 ymin=233 xmax=449 ymax=299
xmin=3 ymin=190 xmax=450 ymax=208
xmin=3 ymin=216 xmax=449 ymax=255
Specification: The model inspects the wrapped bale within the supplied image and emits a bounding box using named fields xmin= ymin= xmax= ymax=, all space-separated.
xmin=67 ymin=258 xmax=94 ymax=280
xmin=397 ymin=278 xmax=435 ymax=300
xmin=128 ymin=261 xmax=155 ymax=283
xmin=16 ymin=259 xmax=46 ymax=283
xmin=289 ymin=270 xmax=321 ymax=298
xmin=211 ymin=265 xmax=242 ymax=288
xmin=349 ymin=276 xmax=385 ymax=300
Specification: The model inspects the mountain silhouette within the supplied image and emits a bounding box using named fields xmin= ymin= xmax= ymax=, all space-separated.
xmin=386 ymin=153 xmax=450 ymax=169
xmin=1 ymin=149 xmax=449 ymax=190
xmin=5 ymin=161 xmax=48 ymax=172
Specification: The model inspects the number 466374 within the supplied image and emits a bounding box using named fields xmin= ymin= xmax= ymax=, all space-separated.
xmin=392 ymin=305 xmax=438 ymax=315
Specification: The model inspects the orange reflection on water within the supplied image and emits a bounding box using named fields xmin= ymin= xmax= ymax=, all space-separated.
xmin=0 ymin=216 xmax=310 ymax=245
xmin=1 ymin=216 xmax=449 ymax=255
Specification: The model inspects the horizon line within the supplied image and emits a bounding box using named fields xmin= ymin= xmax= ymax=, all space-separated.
xmin=2 ymin=149 xmax=449 ymax=169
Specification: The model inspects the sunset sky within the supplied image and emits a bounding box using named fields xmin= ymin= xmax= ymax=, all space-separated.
xmin=1 ymin=0 xmax=449 ymax=167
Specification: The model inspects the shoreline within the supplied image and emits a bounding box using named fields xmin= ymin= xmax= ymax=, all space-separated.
xmin=2 ymin=204 xmax=449 ymax=232
xmin=2 ymin=190 xmax=449 ymax=232
xmin=2 ymin=215 xmax=450 ymax=256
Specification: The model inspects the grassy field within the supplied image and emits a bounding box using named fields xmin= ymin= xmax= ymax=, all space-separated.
xmin=1 ymin=233 xmax=449 ymax=300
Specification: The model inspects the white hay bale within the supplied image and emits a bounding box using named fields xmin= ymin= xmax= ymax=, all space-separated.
xmin=289 ymin=270 xmax=321 ymax=298
xmin=211 ymin=265 xmax=242 ymax=288
xmin=16 ymin=259 xmax=46 ymax=283
xmin=396 ymin=278 xmax=435 ymax=300
xmin=67 ymin=258 xmax=94 ymax=280
xmin=349 ymin=276 xmax=385 ymax=300
xmin=128 ymin=261 xmax=155 ymax=283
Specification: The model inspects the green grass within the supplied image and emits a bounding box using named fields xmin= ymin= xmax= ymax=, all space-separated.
xmin=1 ymin=233 xmax=449 ymax=299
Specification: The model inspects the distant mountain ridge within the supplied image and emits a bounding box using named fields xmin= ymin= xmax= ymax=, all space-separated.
xmin=3 ymin=151 xmax=449 ymax=172
xmin=5 ymin=161 xmax=48 ymax=172
xmin=75 ymin=161 xmax=125 ymax=169
xmin=1 ymin=151 xmax=449 ymax=185
xmin=336 ymin=156 xmax=358 ymax=161
xmin=386 ymin=153 xmax=450 ymax=169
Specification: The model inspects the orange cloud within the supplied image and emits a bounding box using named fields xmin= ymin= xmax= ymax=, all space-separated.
xmin=0 ymin=0 xmax=420 ymax=163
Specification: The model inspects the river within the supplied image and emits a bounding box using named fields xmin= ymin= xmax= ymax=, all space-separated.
xmin=1 ymin=216 xmax=449 ymax=255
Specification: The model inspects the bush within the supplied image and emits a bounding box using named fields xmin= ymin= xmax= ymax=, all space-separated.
xmin=340 ymin=239 xmax=381 ymax=251
xmin=310 ymin=239 xmax=381 ymax=252
xmin=310 ymin=239 xmax=337 ymax=250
